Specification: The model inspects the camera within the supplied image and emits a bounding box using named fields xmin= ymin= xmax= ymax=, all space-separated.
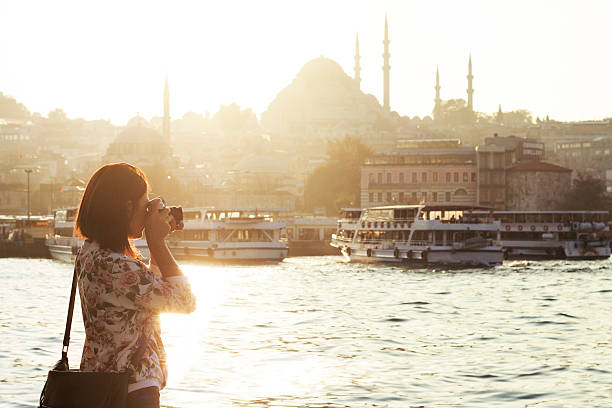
xmin=151 ymin=197 xmax=183 ymax=223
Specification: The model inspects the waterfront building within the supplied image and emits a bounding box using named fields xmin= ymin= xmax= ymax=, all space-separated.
xmin=361 ymin=134 xmax=564 ymax=210
xmin=505 ymin=161 xmax=572 ymax=210
xmin=360 ymin=139 xmax=478 ymax=208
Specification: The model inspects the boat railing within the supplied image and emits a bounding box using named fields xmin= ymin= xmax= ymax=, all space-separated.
xmin=332 ymin=235 xmax=353 ymax=243
xmin=357 ymin=218 xmax=415 ymax=225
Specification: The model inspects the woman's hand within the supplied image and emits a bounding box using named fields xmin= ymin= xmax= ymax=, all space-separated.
xmin=145 ymin=198 xmax=172 ymax=244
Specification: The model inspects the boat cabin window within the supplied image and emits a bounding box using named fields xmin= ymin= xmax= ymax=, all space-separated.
xmin=363 ymin=209 xmax=394 ymax=222
xmin=179 ymin=230 xmax=210 ymax=241
xmin=66 ymin=209 xmax=77 ymax=221
xmin=392 ymin=209 xmax=415 ymax=220
xmin=342 ymin=210 xmax=362 ymax=220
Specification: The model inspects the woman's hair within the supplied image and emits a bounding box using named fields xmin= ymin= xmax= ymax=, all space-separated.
xmin=76 ymin=163 xmax=148 ymax=257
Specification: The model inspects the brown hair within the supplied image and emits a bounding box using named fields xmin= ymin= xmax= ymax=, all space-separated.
xmin=76 ymin=163 xmax=148 ymax=257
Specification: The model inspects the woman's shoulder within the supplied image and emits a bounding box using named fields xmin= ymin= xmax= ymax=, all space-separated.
xmin=79 ymin=240 xmax=147 ymax=272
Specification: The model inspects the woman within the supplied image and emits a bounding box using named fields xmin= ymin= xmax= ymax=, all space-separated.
xmin=75 ymin=163 xmax=196 ymax=408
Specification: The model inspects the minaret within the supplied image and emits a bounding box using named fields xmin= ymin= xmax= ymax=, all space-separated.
xmin=163 ymin=74 xmax=170 ymax=144
xmin=354 ymin=33 xmax=361 ymax=89
xmin=434 ymin=66 xmax=441 ymax=120
xmin=382 ymin=15 xmax=390 ymax=113
xmin=466 ymin=54 xmax=474 ymax=112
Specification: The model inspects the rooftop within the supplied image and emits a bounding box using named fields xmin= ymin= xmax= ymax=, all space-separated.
xmin=507 ymin=161 xmax=571 ymax=173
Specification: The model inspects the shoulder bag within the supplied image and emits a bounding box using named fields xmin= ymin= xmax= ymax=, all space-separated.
xmin=39 ymin=264 xmax=149 ymax=408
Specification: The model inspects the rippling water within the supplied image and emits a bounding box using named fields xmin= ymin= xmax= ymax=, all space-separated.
xmin=2 ymin=256 xmax=612 ymax=407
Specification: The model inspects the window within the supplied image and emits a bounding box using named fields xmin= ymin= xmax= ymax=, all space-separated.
xmin=471 ymin=172 xmax=476 ymax=182
xmin=463 ymin=172 xmax=468 ymax=182
xmin=433 ymin=192 xmax=438 ymax=202
xmin=445 ymin=192 xmax=451 ymax=202
xmin=369 ymin=173 xmax=375 ymax=183
xmin=455 ymin=188 xmax=468 ymax=196
xmin=422 ymin=172 xmax=427 ymax=183
xmin=433 ymin=172 xmax=438 ymax=182
xmin=369 ymin=192 xmax=373 ymax=202
xmin=377 ymin=173 xmax=382 ymax=184
xmin=387 ymin=192 xmax=392 ymax=202
xmin=495 ymin=188 xmax=504 ymax=201
xmin=454 ymin=172 xmax=459 ymax=182
xmin=446 ymin=172 xmax=451 ymax=183
xmin=387 ymin=173 xmax=392 ymax=184
xmin=412 ymin=172 xmax=417 ymax=183
xmin=399 ymin=173 xmax=404 ymax=183
xmin=481 ymin=189 xmax=489 ymax=201
xmin=377 ymin=192 xmax=382 ymax=202
xmin=399 ymin=192 xmax=404 ymax=202
xmin=412 ymin=192 xmax=417 ymax=201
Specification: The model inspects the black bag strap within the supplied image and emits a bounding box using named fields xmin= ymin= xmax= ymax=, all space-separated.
xmin=61 ymin=260 xmax=148 ymax=370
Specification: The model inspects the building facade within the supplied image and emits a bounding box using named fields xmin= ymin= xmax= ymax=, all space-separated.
xmin=360 ymin=140 xmax=478 ymax=208
xmin=505 ymin=161 xmax=572 ymax=210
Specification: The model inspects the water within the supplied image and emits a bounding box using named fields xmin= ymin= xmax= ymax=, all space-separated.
xmin=1 ymin=257 xmax=612 ymax=407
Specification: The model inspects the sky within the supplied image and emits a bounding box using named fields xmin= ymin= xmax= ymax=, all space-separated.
xmin=1 ymin=0 xmax=611 ymax=125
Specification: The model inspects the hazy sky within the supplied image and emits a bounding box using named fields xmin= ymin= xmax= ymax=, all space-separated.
xmin=1 ymin=0 xmax=611 ymax=125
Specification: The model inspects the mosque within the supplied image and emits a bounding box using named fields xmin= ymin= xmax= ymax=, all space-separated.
xmin=102 ymin=75 xmax=177 ymax=169
xmin=261 ymin=16 xmax=476 ymax=136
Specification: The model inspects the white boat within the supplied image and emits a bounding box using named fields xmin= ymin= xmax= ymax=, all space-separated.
xmin=136 ymin=208 xmax=288 ymax=262
xmin=45 ymin=208 xmax=82 ymax=262
xmin=331 ymin=204 xmax=503 ymax=267
xmin=469 ymin=210 xmax=611 ymax=260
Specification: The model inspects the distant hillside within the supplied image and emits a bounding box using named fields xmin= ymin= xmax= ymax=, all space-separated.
xmin=0 ymin=92 xmax=30 ymax=120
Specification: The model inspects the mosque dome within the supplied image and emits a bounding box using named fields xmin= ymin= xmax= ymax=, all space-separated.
xmin=261 ymin=57 xmax=383 ymax=135
xmin=103 ymin=123 xmax=173 ymax=167
xmin=296 ymin=57 xmax=347 ymax=83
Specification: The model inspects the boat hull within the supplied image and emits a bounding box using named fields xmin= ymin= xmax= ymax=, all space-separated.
xmin=502 ymin=241 xmax=611 ymax=260
xmin=47 ymin=244 xmax=76 ymax=263
xmin=137 ymin=242 xmax=288 ymax=263
xmin=340 ymin=246 xmax=502 ymax=267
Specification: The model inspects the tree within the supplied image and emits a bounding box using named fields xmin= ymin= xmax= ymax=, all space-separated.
xmin=0 ymin=92 xmax=30 ymax=119
xmin=558 ymin=174 xmax=611 ymax=212
xmin=212 ymin=103 xmax=258 ymax=133
xmin=434 ymin=98 xmax=474 ymax=125
xmin=501 ymin=109 xmax=533 ymax=127
xmin=48 ymin=108 xmax=69 ymax=122
xmin=303 ymin=135 xmax=373 ymax=214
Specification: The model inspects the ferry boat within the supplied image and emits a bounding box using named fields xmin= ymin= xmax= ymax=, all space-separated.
xmin=45 ymin=208 xmax=82 ymax=262
xmin=1 ymin=215 xmax=53 ymax=258
xmin=331 ymin=205 xmax=503 ymax=267
xmin=468 ymin=210 xmax=610 ymax=260
xmin=136 ymin=207 xmax=288 ymax=262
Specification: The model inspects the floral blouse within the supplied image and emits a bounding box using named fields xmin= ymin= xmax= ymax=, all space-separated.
xmin=76 ymin=240 xmax=196 ymax=393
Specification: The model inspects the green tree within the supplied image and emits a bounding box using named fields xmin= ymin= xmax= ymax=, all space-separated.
xmin=558 ymin=174 xmax=611 ymax=212
xmin=304 ymin=135 xmax=373 ymax=214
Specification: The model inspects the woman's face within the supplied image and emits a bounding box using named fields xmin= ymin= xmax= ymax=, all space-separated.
xmin=127 ymin=191 xmax=149 ymax=239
